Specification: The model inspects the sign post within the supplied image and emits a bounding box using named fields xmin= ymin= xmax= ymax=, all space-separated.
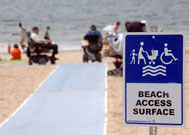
xmin=124 ymin=33 xmax=185 ymax=130
xmin=149 ymin=126 xmax=157 ymax=135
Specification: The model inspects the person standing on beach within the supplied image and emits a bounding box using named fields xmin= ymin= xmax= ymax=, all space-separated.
xmin=12 ymin=23 xmax=26 ymax=51
xmin=114 ymin=21 xmax=121 ymax=35
xmin=44 ymin=26 xmax=51 ymax=40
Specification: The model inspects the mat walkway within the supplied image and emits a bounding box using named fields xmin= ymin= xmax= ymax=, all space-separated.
xmin=0 ymin=63 xmax=107 ymax=135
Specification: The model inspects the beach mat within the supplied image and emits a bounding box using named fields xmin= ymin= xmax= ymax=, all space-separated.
xmin=38 ymin=63 xmax=106 ymax=92
xmin=0 ymin=63 xmax=106 ymax=135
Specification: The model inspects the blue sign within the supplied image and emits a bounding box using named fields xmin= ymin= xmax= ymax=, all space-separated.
xmin=124 ymin=33 xmax=185 ymax=126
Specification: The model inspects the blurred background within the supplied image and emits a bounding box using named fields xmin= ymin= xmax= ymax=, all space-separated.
xmin=0 ymin=0 xmax=188 ymax=51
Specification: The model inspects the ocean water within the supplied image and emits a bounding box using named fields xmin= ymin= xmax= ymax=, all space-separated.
xmin=0 ymin=0 xmax=189 ymax=51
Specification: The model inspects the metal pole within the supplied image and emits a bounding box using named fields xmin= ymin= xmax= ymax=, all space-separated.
xmin=149 ymin=127 xmax=157 ymax=135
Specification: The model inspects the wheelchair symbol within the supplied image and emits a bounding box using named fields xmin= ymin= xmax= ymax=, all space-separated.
xmin=160 ymin=43 xmax=178 ymax=65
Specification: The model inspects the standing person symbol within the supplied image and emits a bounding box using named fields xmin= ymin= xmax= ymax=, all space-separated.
xmin=138 ymin=41 xmax=147 ymax=64
xmin=164 ymin=43 xmax=178 ymax=61
xmin=130 ymin=49 xmax=137 ymax=64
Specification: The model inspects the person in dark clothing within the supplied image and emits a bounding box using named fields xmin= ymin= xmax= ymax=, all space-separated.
xmin=84 ymin=25 xmax=102 ymax=43
xmin=125 ymin=21 xmax=147 ymax=32
xmin=83 ymin=25 xmax=102 ymax=54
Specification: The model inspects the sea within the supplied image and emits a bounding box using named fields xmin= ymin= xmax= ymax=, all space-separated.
xmin=0 ymin=0 xmax=189 ymax=52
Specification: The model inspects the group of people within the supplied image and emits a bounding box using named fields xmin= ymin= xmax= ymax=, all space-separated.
xmin=10 ymin=23 xmax=58 ymax=60
xmin=10 ymin=20 xmax=147 ymax=61
xmin=82 ymin=20 xmax=147 ymax=76
xmin=83 ymin=20 xmax=147 ymax=57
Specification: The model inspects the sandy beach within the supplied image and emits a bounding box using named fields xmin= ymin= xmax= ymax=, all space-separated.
xmin=0 ymin=50 xmax=189 ymax=135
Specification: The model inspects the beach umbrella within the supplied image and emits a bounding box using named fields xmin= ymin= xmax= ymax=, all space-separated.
xmin=103 ymin=25 xmax=114 ymax=32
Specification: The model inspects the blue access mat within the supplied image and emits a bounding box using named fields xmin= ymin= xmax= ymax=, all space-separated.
xmin=0 ymin=63 xmax=107 ymax=135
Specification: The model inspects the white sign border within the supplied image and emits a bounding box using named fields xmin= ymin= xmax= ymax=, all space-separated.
xmin=123 ymin=32 xmax=186 ymax=127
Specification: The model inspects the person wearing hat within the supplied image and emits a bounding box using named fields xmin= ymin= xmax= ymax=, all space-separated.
xmin=31 ymin=26 xmax=58 ymax=59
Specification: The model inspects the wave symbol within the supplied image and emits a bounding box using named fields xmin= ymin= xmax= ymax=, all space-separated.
xmin=143 ymin=65 xmax=166 ymax=70
xmin=142 ymin=65 xmax=166 ymax=77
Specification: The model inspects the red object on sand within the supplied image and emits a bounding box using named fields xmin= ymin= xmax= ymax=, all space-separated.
xmin=8 ymin=44 xmax=11 ymax=54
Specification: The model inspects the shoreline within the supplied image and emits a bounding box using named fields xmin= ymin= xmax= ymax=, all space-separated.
xmin=0 ymin=33 xmax=189 ymax=53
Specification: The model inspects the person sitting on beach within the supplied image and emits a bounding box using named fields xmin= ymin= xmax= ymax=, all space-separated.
xmin=83 ymin=25 xmax=102 ymax=53
xmin=10 ymin=44 xmax=21 ymax=60
xmin=107 ymin=33 xmax=123 ymax=56
xmin=107 ymin=20 xmax=147 ymax=57
xmin=84 ymin=25 xmax=102 ymax=43
xmin=12 ymin=23 xmax=26 ymax=51
xmin=31 ymin=26 xmax=58 ymax=59
xmin=44 ymin=26 xmax=51 ymax=40
xmin=103 ymin=24 xmax=123 ymax=56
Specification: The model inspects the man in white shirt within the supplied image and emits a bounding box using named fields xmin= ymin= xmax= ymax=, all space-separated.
xmin=31 ymin=27 xmax=58 ymax=59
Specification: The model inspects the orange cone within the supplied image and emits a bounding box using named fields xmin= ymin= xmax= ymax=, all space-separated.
xmin=8 ymin=44 xmax=11 ymax=54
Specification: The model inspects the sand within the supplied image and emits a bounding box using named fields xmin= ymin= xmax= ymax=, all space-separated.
xmin=0 ymin=64 xmax=55 ymax=124
xmin=0 ymin=50 xmax=189 ymax=135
